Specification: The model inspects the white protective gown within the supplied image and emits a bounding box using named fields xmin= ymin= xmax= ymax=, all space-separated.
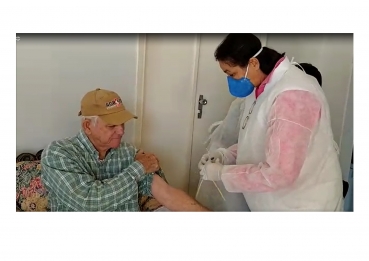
xmin=219 ymin=57 xmax=344 ymax=211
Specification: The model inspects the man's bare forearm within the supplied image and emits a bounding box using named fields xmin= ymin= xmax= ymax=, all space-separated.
xmin=151 ymin=175 xmax=210 ymax=211
xmin=164 ymin=187 xmax=210 ymax=211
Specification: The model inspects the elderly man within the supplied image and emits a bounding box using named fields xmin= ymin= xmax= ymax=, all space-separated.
xmin=41 ymin=88 xmax=208 ymax=211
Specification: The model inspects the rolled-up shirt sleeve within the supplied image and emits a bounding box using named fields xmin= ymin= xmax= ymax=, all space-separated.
xmin=220 ymin=90 xmax=321 ymax=193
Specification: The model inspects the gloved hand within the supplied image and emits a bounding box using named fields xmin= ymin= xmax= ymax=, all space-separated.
xmin=197 ymin=149 xmax=225 ymax=170
xmin=199 ymin=160 xmax=223 ymax=181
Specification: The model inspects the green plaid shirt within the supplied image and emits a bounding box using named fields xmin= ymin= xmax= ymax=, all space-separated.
xmin=41 ymin=130 xmax=153 ymax=211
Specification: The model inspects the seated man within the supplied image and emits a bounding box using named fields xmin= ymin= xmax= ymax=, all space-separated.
xmin=41 ymin=88 xmax=209 ymax=211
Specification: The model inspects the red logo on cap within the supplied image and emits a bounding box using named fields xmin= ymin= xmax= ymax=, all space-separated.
xmin=114 ymin=98 xmax=121 ymax=107
xmin=106 ymin=98 xmax=123 ymax=109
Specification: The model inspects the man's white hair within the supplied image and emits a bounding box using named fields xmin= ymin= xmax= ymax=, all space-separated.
xmin=81 ymin=115 xmax=99 ymax=126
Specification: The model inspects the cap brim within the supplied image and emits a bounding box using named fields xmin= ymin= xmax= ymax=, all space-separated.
xmin=100 ymin=110 xmax=137 ymax=125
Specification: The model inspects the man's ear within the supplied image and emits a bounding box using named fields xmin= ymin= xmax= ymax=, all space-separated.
xmin=82 ymin=120 xmax=92 ymax=135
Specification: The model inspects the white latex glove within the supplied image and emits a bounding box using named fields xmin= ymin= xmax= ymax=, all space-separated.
xmin=199 ymin=160 xmax=223 ymax=181
xmin=197 ymin=150 xmax=225 ymax=170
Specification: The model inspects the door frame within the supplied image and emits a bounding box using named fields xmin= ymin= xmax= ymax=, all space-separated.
xmin=136 ymin=34 xmax=201 ymax=191
xmin=186 ymin=34 xmax=202 ymax=191
xmin=133 ymin=34 xmax=147 ymax=148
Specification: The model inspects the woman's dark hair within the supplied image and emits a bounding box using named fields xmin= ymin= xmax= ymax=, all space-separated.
xmin=214 ymin=34 xmax=285 ymax=75
xmin=296 ymin=63 xmax=322 ymax=87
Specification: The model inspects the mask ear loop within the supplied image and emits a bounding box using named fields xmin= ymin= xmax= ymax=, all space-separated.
xmin=253 ymin=47 xmax=263 ymax=58
xmin=290 ymin=57 xmax=306 ymax=73
xmin=244 ymin=47 xmax=264 ymax=79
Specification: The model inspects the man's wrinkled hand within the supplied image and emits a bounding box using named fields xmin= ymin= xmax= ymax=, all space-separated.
xmin=135 ymin=150 xmax=160 ymax=173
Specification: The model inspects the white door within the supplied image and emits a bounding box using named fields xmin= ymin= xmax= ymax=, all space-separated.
xmin=140 ymin=34 xmax=200 ymax=191
xmin=187 ymin=34 xmax=267 ymax=196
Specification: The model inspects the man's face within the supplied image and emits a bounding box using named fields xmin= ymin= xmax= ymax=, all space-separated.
xmin=84 ymin=117 xmax=125 ymax=150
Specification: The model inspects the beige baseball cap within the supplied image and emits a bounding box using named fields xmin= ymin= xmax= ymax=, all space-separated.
xmin=78 ymin=88 xmax=137 ymax=125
